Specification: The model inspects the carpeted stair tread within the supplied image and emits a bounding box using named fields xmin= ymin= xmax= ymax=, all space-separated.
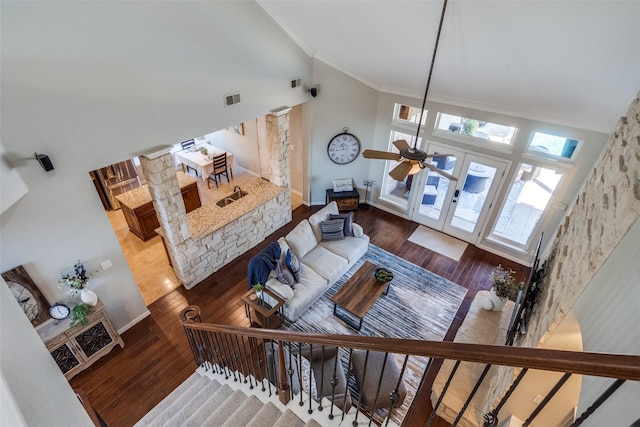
xmin=220 ymin=395 xmax=264 ymax=427
xmin=272 ymin=409 xmax=306 ymax=427
xmin=180 ymin=384 xmax=234 ymax=427
xmin=200 ymin=389 xmax=248 ymax=426
xmin=136 ymin=374 xmax=210 ymax=426
xmin=165 ymin=378 xmax=222 ymax=425
xmin=305 ymin=419 xmax=323 ymax=427
xmin=244 ymin=401 xmax=283 ymax=427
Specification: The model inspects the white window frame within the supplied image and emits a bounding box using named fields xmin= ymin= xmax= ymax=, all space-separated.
xmin=524 ymin=131 xmax=582 ymax=164
xmin=432 ymin=112 xmax=518 ymax=154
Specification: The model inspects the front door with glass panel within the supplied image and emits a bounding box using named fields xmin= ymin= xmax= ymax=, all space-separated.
xmin=410 ymin=144 xmax=508 ymax=244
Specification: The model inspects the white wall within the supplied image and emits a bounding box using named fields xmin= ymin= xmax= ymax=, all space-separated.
xmin=308 ymin=59 xmax=380 ymax=204
xmin=0 ymin=1 xmax=312 ymax=331
xmin=0 ymin=281 xmax=93 ymax=426
xmin=203 ymin=121 xmax=262 ymax=176
xmin=289 ymin=104 xmax=305 ymax=196
xmin=569 ymin=217 xmax=640 ymax=426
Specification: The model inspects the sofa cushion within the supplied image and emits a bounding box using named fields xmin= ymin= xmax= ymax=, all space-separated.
xmin=265 ymin=275 xmax=295 ymax=300
xmin=281 ymin=266 xmax=328 ymax=321
xmin=320 ymin=218 xmax=345 ymax=241
xmin=286 ymin=249 xmax=301 ymax=282
xmin=330 ymin=212 xmax=354 ymax=236
xmin=285 ymin=220 xmax=317 ymax=259
xmin=319 ymin=235 xmax=370 ymax=265
xmin=308 ymin=202 xmax=340 ymax=242
xmin=301 ymin=246 xmax=348 ymax=284
xmin=276 ymin=257 xmax=294 ymax=287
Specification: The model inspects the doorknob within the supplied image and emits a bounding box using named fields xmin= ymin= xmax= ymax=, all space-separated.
xmin=452 ymin=189 xmax=460 ymax=203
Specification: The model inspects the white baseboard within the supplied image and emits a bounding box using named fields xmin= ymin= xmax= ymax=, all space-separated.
xmin=117 ymin=309 xmax=151 ymax=335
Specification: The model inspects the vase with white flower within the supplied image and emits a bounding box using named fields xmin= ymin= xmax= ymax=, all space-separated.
xmin=59 ymin=260 xmax=98 ymax=306
xmin=483 ymin=264 xmax=524 ymax=311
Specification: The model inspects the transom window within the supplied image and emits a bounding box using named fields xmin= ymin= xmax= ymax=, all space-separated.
xmin=393 ymin=103 xmax=426 ymax=126
xmin=527 ymin=131 xmax=581 ymax=161
xmin=435 ymin=113 xmax=517 ymax=145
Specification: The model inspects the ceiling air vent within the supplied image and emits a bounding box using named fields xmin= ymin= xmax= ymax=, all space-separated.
xmin=291 ymin=78 xmax=301 ymax=88
xmin=224 ymin=92 xmax=241 ymax=107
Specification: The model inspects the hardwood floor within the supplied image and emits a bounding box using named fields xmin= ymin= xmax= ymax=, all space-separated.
xmin=71 ymin=204 xmax=529 ymax=427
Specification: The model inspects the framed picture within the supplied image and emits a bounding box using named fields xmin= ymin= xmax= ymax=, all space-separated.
xmin=2 ymin=265 xmax=51 ymax=327
xmin=228 ymin=123 xmax=244 ymax=136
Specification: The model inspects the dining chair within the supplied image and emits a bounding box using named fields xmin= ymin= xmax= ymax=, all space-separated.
xmin=179 ymin=140 xmax=198 ymax=175
xmin=207 ymin=153 xmax=230 ymax=189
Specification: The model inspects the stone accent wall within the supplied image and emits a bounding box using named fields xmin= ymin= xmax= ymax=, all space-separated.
xmin=260 ymin=108 xmax=291 ymax=188
xmin=484 ymin=92 xmax=640 ymax=414
xmin=140 ymin=153 xmax=191 ymax=283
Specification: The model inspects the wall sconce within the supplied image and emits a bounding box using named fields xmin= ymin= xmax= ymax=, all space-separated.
xmin=308 ymin=86 xmax=318 ymax=97
xmin=34 ymin=153 xmax=54 ymax=172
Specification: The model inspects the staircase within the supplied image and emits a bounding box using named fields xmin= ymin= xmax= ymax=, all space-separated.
xmin=135 ymin=364 xmax=384 ymax=427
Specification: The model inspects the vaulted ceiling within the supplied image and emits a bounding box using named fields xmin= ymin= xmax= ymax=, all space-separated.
xmin=258 ymin=0 xmax=640 ymax=133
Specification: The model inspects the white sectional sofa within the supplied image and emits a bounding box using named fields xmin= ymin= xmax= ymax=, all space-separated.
xmin=263 ymin=202 xmax=370 ymax=322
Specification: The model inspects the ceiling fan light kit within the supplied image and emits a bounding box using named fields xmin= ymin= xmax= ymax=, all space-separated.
xmin=361 ymin=0 xmax=457 ymax=183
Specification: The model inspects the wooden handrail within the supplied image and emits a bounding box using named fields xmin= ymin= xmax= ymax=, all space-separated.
xmin=181 ymin=311 xmax=640 ymax=381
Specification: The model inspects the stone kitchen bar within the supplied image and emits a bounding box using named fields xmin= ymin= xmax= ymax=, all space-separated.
xmin=136 ymin=109 xmax=293 ymax=289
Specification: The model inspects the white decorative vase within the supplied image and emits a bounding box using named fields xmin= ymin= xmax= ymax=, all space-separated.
xmin=255 ymin=290 xmax=263 ymax=301
xmin=80 ymin=288 xmax=98 ymax=306
xmin=482 ymin=288 xmax=507 ymax=311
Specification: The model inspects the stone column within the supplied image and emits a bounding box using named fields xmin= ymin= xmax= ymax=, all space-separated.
xmin=262 ymin=107 xmax=292 ymax=188
xmin=139 ymin=151 xmax=190 ymax=284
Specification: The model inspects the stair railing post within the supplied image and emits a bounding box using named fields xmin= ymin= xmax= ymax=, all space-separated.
xmin=277 ymin=340 xmax=291 ymax=405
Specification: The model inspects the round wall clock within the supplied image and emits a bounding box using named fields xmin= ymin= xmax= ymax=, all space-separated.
xmin=327 ymin=129 xmax=361 ymax=165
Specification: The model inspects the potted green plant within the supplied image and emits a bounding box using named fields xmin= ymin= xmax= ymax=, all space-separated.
xmin=252 ymin=283 xmax=264 ymax=301
xmin=484 ymin=265 xmax=524 ymax=311
xmin=70 ymin=303 xmax=91 ymax=327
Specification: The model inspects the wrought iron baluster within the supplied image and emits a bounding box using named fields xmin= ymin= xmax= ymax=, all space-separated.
xmin=384 ymin=354 xmax=409 ymax=427
xmin=453 ymin=364 xmax=493 ymax=426
xmin=318 ymin=345 xmax=325 ymax=412
xmin=523 ymin=373 xmax=572 ymax=426
xmin=483 ymin=368 xmax=528 ymax=426
xmin=571 ymin=379 xmax=625 ymax=426
xmin=353 ymin=350 xmax=370 ymax=426
xmin=427 ymin=360 xmax=461 ymax=427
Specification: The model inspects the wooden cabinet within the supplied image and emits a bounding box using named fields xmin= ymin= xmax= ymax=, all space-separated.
xmin=120 ymin=181 xmax=201 ymax=241
xmin=37 ymin=301 xmax=124 ymax=380
xmin=181 ymin=182 xmax=202 ymax=212
xmin=326 ymin=188 xmax=360 ymax=211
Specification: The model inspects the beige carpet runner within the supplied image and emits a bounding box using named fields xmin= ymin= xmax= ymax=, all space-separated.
xmin=407 ymin=225 xmax=468 ymax=261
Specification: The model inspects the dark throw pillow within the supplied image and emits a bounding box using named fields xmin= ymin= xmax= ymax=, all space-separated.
xmin=320 ymin=218 xmax=345 ymax=241
xmin=276 ymin=257 xmax=295 ymax=288
xmin=329 ymin=212 xmax=354 ymax=236
xmin=286 ymin=249 xmax=301 ymax=282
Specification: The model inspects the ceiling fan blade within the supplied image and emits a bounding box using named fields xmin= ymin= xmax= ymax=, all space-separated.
xmin=425 ymin=153 xmax=454 ymax=158
xmin=389 ymin=161 xmax=413 ymax=181
xmin=362 ymin=150 xmax=402 ymax=161
xmin=392 ymin=139 xmax=411 ymax=151
xmin=423 ymin=162 xmax=458 ymax=181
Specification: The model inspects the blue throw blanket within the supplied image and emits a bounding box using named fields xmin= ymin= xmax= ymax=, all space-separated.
xmin=247 ymin=241 xmax=281 ymax=289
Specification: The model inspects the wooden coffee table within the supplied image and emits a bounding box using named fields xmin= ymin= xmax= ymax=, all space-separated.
xmin=331 ymin=261 xmax=390 ymax=331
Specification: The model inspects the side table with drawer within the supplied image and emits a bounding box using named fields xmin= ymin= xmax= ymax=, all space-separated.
xmin=326 ymin=189 xmax=360 ymax=212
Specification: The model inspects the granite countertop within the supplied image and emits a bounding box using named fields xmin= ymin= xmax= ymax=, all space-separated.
xmin=115 ymin=172 xmax=198 ymax=210
xmin=185 ymin=177 xmax=286 ymax=240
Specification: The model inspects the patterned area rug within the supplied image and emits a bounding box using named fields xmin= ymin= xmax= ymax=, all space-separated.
xmin=280 ymin=244 xmax=467 ymax=423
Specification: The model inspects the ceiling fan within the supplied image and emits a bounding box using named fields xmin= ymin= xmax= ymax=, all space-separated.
xmin=362 ymin=0 xmax=457 ymax=183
